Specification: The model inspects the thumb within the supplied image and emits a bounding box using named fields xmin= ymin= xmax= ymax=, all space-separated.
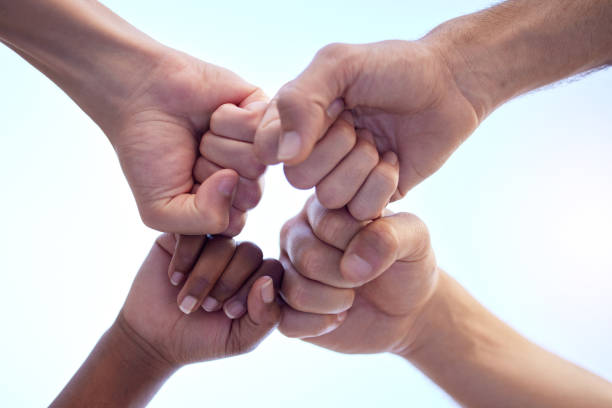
xmin=150 ymin=169 xmax=238 ymax=234
xmin=227 ymin=275 xmax=281 ymax=356
xmin=339 ymin=213 xmax=431 ymax=285
xmin=256 ymin=43 xmax=359 ymax=166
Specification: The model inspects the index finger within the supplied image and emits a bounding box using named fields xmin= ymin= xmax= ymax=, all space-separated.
xmin=305 ymin=195 xmax=367 ymax=251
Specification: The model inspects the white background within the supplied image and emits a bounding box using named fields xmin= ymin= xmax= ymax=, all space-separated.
xmin=0 ymin=1 xmax=610 ymax=406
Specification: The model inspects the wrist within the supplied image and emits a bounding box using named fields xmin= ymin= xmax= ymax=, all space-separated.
xmin=51 ymin=314 xmax=176 ymax=407
xmin=393 ymin=270 xmax=504 ymax=361
xmin=110 ymin=312 xmax=179 ymax=379
xmin=422 ymin=19 xmax=505 ymax=123
xmin=423 ymin=1 xmax=612 ymax=123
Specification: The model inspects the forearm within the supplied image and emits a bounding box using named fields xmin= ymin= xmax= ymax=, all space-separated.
xmin=400 ymin=270 xmax=612 ymax=407
xmin=0 ymin=0 xmax=166 ymax=133
xmin=51 ymin=316 xmax=176 ymax=408
xmin=425 ymin=0 xmax=612 ymax=121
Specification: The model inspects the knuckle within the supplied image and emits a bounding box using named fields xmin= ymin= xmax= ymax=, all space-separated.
xmin=247 ymin=161 xmax=266 ymax=179
xmin=312 ymin=210 xmax=344 ymax=245
xmin=279 ymin=229 xmax=290 ymax=251
xmin=358 ymin=140 xmax=380 ymax=167
xmin=315 ymin=185 xmax=344 ymax=210
xmin=236 ymin=179 xmax=263 ymax=210
xmin=366 ymin=221 xmax=400 ymax=257
xmin=276 ymin=82 xmax=304 ymax=111
xmin=241 ymin=109 xmax=260 ymax=132
xmin=253 ymin=126 xmax=280 ymax=165
xmin=278 ymin=316 xmax=301 ymax=339
xmin=198 ymin=131 xmax=213 ymax=156
xmin=176 ymin=253 xmax=195 ymax=270
xmin=316 ymin=42 xmax=350 ymax=60
xmin=186 ymin=275 xmax=211 ymax=294
xmin=211 ymin=278 xmax=236 ymax=299
xmin=284 ymin=165 xmax=316 ymax=190
xmin=210 ymin=103 xmax=234 ymax=125
xmin=336 ymin=120 xmax=357 ymax=147
xmin=347 ymin=200 xmax=377 ymax=222
xmin=226 ymin=210 xmax=247 ymax=237
xmin=207 ymin=210 xmax=230 ymax=234
xmin=405 ymin=213 xmax=432 ymax=258
xmin=378 ymin=161 xmax=400 ymax=188
xmin=282 ymin=279 xmax=308 ymax=311
xmin=237 ymin=241 xmax=263 ymax=262
xmin=294 ymin=248 xmax=321 ymax=281
xmin=279 ymin=219 xmax=296 ymax=249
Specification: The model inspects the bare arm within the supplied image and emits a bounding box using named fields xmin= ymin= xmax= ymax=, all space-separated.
xmin=50 ymin=319 xmax=175 ymax=408
xmin=278 ymin=197 xmax=612 ymax=406
xmin=402 ymin=271 xmax=612 ymax=407
xmin=427 ymin=0 xmax=612 ymax=121
xmin=0 ymin=0 xmax=163 ymax=136
xmin=0 ymin=0 xmax=266 ymax=234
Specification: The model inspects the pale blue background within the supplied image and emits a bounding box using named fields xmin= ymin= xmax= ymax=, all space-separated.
xmin=0 ymin=1 xmax=610 ymax=407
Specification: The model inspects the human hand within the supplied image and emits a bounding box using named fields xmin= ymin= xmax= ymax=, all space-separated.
xmin=192 ymin=93 xmax=268 ymax=236
xmin=254 ymin=40 xmax=479 ymax=198
xmin=119 ymin=233 xmax=282 ymax=367
xmin=278 ymin=195 xmax=438 ymax=354
xmin=167 ymin=96 xmax=269 ymax=285
xmin=0 ymin=0 xmax=269 ymax=235
xmin=110 ymin=49 xmax=268 ymax=234
xmin=287 ymin=110 xmax=400 ymax=220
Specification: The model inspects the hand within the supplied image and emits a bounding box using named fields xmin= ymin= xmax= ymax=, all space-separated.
xmin=0 ymin=0 xmax=268 ymax=235
xmin=278 ymin=195 xmax=438 ymax=354
xmin=111 ymin=49 xmax=268 ymax=234
xmin=193 ymin=93 xmax=268 ymax=236
xmin=119 ymin=233 xmax=282 ymax=366
xmin=51 ymin=233 xmax=282 ymax=407
xmin=254 ymin=40 xmax=479 ymax=197
xmin=287 ymin=111 xmax=400 ymax=220
xmin=167 ymin=96 xmax=270 ymax=288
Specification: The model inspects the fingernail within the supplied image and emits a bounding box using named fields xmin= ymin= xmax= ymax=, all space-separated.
xmin=337 ymin=311 xmax=348 ymax=322
xmin=202 ymin=296 xmax=220 ymax=312
xmin=277 ymin=131 xmax=301 ymax=161
xmin=326 ymin=98 xmax=344 ymax=118
xmin=179 ymin=295 xmax=198 ymax=314
xmin=217 ymin=177 xmax=237 ymax=197
xmin=224 ymin=300 xmax=245 ymax=319
xmin=170 ymin=271 xmax=184 ymax=286
xmin=261 ymin=277 xmax=274 ymax=304
xmin=343 ymin=253 xmax=372 ymax=282
xmin=383 ymin=151 xmax=398 ymax=166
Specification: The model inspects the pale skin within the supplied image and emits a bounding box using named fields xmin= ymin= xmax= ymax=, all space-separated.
xmin=3 ymin=0 xmax=611 ymax=404
xmin=279 ymin=196 xmax=612 ymax=407
xmin=51 ymin=233 xmax=282 ymax=407
xmin=255 ymin=0 xmax=612 ymax=199
xmin=167 ymin=98 xmax=271 ymax=308
xmin=0 ymin=0 xmax=268 ymax=235
xmin=168 ymin=107 xmax=401 ymax=314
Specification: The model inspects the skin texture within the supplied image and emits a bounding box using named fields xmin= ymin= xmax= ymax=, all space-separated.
xmin=167 ymin=97 xmax=269 ymax=302
xmin=0 ymin=0 xmax=267 ymax=235
xmin=255 ymin=40 xmax=479 ymax=197
xmin=51 ymin=234 xmax=282 ymax=407
xmin=279 ymin=196 xmax=438 ymax=353
xmin=3 ymin=0 xmax=612 ymax=405
xmin=112 ymin=61 xmax=268 ymax=235
xmin=255 ymin=0 xmax=612 ymax=201
xmin=280 ymin=196 xmax=612 ymax=406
